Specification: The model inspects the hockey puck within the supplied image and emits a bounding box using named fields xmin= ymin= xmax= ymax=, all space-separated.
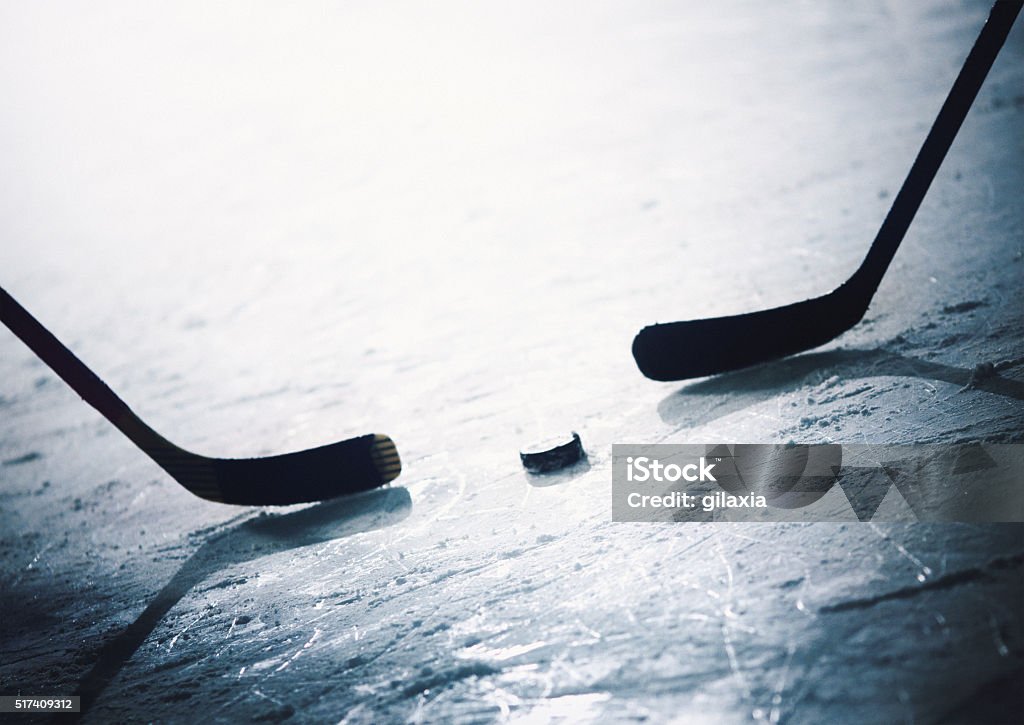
xmin=520 ymin=432 xmax=585 ymax=473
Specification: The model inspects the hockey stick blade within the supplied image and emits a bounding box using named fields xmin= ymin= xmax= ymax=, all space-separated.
xmin=633 ymin=1 xmax=1021 ymax=381
xmin=1 ymin=285 xmax=401 ymax=505
xmin=633 ymin=278 xmax=867 ymax=381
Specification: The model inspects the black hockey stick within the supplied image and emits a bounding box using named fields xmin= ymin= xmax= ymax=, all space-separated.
xmin=0 ymin=286 xmax=401 ymax=505
xmin=633 ymin=1 xmax=1021 ymax=381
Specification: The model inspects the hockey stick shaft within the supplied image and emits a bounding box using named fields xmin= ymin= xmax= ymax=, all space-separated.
xmin=851 ymin=0 xmax=1021 ymax=295
xmin=0 ymin=285 xmax=169 ymax=452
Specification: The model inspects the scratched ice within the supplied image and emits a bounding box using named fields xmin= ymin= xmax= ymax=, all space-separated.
xmin=1 ymin=1 xmax=1023 ymax=723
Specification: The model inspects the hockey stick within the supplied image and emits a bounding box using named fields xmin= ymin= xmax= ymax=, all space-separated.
xmin=0 ymin=286 xmax=401 ymax=505
xmin=632 ymin=1 xmax=1021 ymax=381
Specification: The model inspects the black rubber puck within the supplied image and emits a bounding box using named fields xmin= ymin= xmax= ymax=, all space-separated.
xmin=520 ymin=432 xmax=585 ymax=473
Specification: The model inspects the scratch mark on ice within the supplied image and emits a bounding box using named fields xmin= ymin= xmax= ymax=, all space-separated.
xmin=275 ymin=627 xmax=322 ymax=672
xmin=715 ymin=533 xmax=751 ymax=699
xmin=868 ymin=523 xmax=933 ymax=582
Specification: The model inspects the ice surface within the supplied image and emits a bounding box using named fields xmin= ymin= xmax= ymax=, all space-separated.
xmin=1 ymin=1 xmax=1022 ymax=722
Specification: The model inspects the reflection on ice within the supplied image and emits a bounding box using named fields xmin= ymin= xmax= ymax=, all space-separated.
xmin=458 ymin=640 xmax=548 ymax=663
xmin=515 ymin=693 xmax=611 ymax=724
